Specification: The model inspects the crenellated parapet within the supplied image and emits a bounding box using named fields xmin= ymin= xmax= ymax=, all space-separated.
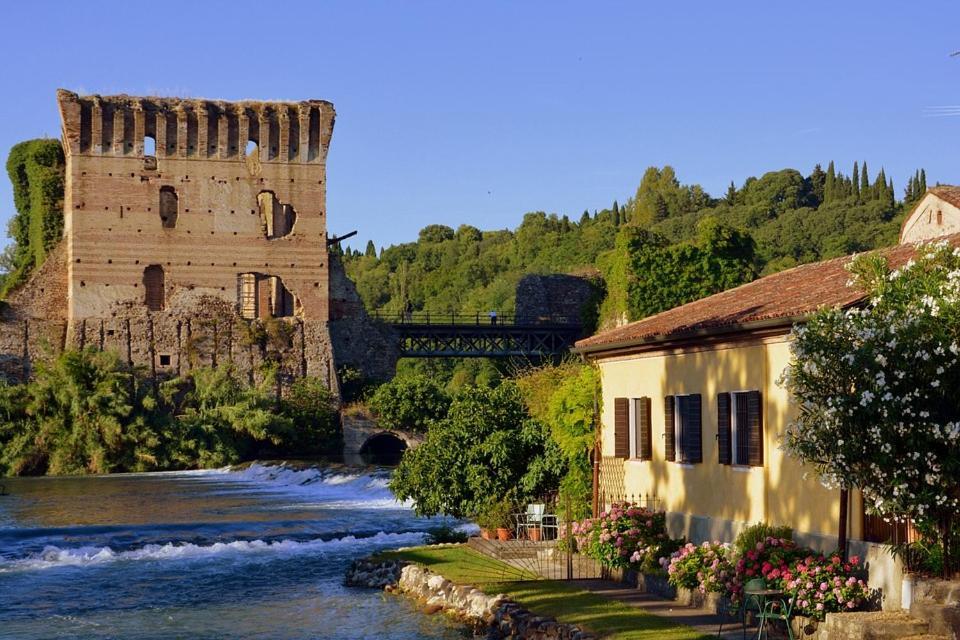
xmin=56 ymin=89 xmax=335 ymax=164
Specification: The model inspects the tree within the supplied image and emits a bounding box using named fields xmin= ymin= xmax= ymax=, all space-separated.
xmin=825 ymin=161 xmax=837 ymax=202
xmin=781 ymin=242 xmax=960 ymax=574
xmin=389 ymin=383 xmax=563 ymax=518
xmin=364 ymin=240 xmax=377 ymax=258
xmin=920 ymin=168 xmax=928 ymax=194
xmin=860 ymin=161 xmax=870 ymax=201
xmin=852 ymin=161 xmax=860 ymax=202
xmin=726 ymin=181 xmax=738 ymax=204
xmin=368 ymin=374 xmax=450 ymax=432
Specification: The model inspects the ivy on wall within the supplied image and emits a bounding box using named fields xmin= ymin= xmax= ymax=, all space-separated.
xmin=3 ymin=138 xmax=65 ymax=297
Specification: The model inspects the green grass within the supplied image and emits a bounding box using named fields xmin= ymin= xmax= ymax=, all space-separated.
xmin=379 ymin=545 xmax=709 ymax=639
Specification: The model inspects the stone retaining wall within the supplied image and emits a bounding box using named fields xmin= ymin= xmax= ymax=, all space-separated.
xmin=345 ymin=557 xmax=595 ymax=639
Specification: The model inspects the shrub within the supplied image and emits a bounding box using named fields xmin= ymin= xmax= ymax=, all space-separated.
xmin=659 ymin=532 xmax=874 ymax=621
xmin=474 ymin=496 xmax=516 ymax=531
xmin=734 ymin=522 xmax=793 ymax=556
xmin=570 ymin=503 xmax=681 ymax=572
xmin=784 ymin=553 xmax=872 ymax=620
xmin=279 ymin=376 xmax=340 ymax=454
xmin=664 ymin=541 xmax=734 ymax=593
xmin=426 ymin=523 xmax=468 ymax=544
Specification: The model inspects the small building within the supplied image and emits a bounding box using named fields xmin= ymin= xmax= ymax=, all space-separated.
xmin=574 ymin=187 xmax=960 ymax=607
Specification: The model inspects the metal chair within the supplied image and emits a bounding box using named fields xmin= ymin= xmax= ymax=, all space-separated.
xmin=757 ymin=589 xmax=796 ymax=640
xmin=514 ymin=503 xmax=546 ymax=539
xmin=718 ymin=577 xmax=766 ymax=639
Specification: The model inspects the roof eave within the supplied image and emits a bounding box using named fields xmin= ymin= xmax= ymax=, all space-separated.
xmin=573 ymin=314 xmax=813 ymax=357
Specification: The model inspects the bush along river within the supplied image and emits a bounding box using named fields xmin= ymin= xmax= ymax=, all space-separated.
xmin=0 ymin=464 xmax=472 ymax=639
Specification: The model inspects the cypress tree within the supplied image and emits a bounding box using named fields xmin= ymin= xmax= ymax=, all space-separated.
xmin=852 ymin=162 xmax=861 ymax=202
xmin=920 ymin=169 xmax=927 ymax=193
xmin=905 ymin=176 xmax=915 ymax=202
xmin=888 ymin=177 xmax=896 ymax=208
xmin=825 ymin=161 xmax=836 ymax=202
xmin=580 ymin=210 xmax=590 ymax=225
xmin=364 ymin=240 xmax=377 ymax=258
xmin=726 ymin=181 xmax=737 ymax=204
xmin=860 ymin=161 xmax=870 ymax=200
xmin=613 ymin=209 xmax=621 ymax=226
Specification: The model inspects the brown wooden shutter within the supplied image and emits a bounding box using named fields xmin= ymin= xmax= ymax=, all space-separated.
xmin=664 ymin=396 xmax=675 ymax=461
xmin=747 ymin=390 xmax=763 ymax=466
xmin=717 ymin=392 xmax=731 ymax=465
xmin=735 ymin=392 xmax=750 ymax=464
xmin=613 ymin=397 xmax=629 ymax=459
xmin=638 ymin=397 xmax=652 ymax=461
xmin=685 ymin=394 xmax=703 ymax=463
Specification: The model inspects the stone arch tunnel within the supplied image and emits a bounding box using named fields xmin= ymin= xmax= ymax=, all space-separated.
xmin=342 ymin=414 xmax=423 ymax=466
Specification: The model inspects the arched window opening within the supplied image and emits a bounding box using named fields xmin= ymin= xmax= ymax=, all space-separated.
xmin=143 ymin=265 xmax=165 ymax=311
xmin=159 ymin=186 xmax=178 ymax=228
xmin=257 ymin=191 xmax=296 ymax=239
xmin=937 ymin=210 xmax=943 ymax=225
xmin=143 ymin=135 xmax=157 ymax=170
xmin=245 ymin=139 xmax=258 ymax=157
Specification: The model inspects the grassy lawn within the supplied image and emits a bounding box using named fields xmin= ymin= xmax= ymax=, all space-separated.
xmin=378 ymin=545 xmax=710 ymax=640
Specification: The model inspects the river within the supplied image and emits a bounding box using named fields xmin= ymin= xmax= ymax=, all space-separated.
xmin=0 ymin=464 xmax=471 ymax=639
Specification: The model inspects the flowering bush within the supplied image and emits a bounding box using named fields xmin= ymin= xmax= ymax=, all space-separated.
xmin=781 ymin=241 xmax=960 ymax=571
xmin=663 ymin=541 xmax=733 ymax=593
xmin=570 ymin=502 xmax=680 ymax=572
xmin=660 ymin=534 xmax=873 ymax=621
xmin=783 ymin=554 xmax=871 ymax=620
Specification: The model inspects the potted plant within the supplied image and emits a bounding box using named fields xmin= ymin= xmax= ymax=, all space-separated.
xmin=474 ymin=501 xmax=502 ymax=540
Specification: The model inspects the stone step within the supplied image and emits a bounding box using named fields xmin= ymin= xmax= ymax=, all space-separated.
xmin=819 ymin=611 xmax=929 ymax=640
xmin=910 ymin=600 xmax=960 ymax=638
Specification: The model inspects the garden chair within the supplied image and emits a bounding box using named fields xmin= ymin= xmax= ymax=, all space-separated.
xmin=717 ymin=578 xmax=766 ymax=639
xmin=756 ymin=589 xmax=796 ymax=640
xmin=514 ymin=503 xmax=545 ymax=539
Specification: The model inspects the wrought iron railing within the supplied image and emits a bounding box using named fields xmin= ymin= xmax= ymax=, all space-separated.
xmin=369 ymin=311 xmax=580 ymax=326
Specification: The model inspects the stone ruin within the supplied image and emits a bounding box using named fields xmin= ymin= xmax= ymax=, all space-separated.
xmin=0 ymin=89 xmax=397 ymax=393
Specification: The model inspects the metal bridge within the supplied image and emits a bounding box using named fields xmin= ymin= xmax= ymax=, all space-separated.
xmin=371 ymin=312 xmax=582 ymax=358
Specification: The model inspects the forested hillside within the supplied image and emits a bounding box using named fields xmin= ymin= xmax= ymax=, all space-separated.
xmin=341 ymin=162 xmax=926 ymax=328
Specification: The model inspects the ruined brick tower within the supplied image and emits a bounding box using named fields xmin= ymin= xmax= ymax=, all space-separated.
xmin=51 ymin=89 xmax=339 ymax=381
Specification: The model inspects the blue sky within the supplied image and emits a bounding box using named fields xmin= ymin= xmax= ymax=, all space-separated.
xmin=1 ymin=1 xmax=958 ymax=252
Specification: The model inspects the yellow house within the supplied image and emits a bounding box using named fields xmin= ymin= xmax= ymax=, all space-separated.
xmin=574 ymin=187 xmax=960 ymax=607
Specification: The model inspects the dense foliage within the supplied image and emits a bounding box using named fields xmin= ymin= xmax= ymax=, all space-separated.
xmin=0 ymin=348 xmax=339 ymax=476
xmin=781 ymin=241 xmax=960 ymax=573
xmin=389 ymin=382 xmax=565 ymax=519
xmin=516 ymin=361 xmax=597 ymax=519
xmin=341 ymin=161 xmax=917 ymax=328
xmin=368 ymin=374 xmax=450 ymax=432
xmin=2 ymin=139 xmax=65 ymax=295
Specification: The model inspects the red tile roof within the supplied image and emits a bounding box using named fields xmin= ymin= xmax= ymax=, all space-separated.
xmin=575 ymin=234 xmax=960 ymax=354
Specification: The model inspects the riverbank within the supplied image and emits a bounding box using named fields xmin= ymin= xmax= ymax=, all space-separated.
xmin=353 ymin=544 xmax=713 ymax=639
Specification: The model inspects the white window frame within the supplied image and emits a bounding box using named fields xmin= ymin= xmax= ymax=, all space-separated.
xmin=628 ymin=398 xmax=637 ymax=459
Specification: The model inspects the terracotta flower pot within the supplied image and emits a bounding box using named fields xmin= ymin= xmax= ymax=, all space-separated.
xmin=496 ymin=527 xmax=512 ymax=541
xmin=480 ymin=528 xmax=493 ymax=541
xmin=528 ymin=527 xmax=542 ymax=542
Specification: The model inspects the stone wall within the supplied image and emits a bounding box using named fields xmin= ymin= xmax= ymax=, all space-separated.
xmin=514 ymin=273 xmax=599 ymax=326
xmin=328 ymin=254 xmax=398 ymax=382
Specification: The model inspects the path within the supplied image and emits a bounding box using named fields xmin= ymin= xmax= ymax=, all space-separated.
xmin=577 ymin=579 xmax=752 ymax=640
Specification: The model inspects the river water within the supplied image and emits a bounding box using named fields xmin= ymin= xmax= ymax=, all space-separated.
xmin=0 ymin=464 xmax=471 ymax=639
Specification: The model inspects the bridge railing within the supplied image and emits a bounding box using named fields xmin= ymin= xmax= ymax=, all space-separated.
xmin=369 ymin=311 xmax=580 ymax=326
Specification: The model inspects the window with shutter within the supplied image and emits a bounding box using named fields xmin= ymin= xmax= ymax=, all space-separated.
xmin=613 ymin=397 xmax=629 ymax=459
xmin=664 ymin=396 xmax=675 ymax=461
xmin=717 ymin=393 xmax=731 ymax=465
xmin=678 ymin=394 xmax=702 ymax=463
xmin=722 ymin=390 xmax=764 ymax=467
xmin=638 ymin=397 xmax=652 ymax=461
xmin=747 ymin=390 xmax=763 ymax=466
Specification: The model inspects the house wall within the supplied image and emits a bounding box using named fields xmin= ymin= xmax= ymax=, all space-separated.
xmin=595 ymin=335 xmax=858 ymax=543
xmin=900 ymin=193 xmax=960 ymax=243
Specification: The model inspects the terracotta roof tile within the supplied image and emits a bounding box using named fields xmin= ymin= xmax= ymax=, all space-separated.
xmin=576 ymin=234 xmax=960 ymax=352
xmin=929 ymin=185 xmax=960 ymax=209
